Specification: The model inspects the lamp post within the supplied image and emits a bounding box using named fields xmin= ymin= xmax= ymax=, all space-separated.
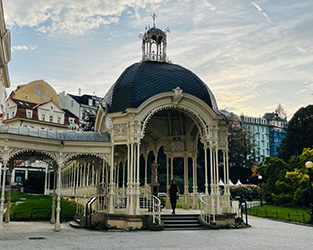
xmin=258 ymin=175 xmax=263 ymax=206
xmin=305 ymin=161 xmax=313 ymax=223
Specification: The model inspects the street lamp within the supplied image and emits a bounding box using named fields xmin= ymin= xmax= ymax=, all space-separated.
xmin=305 ymin=161 xmax=313 ymax=223
xmin=258 ymin=175 xmax=263 ymax=206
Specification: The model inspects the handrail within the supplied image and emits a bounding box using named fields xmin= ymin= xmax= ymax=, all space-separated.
xmin=140 ymin=194 xmax=161 ymax=224
xmin=86 ymin=196 xmax=97 ymax=228
xmin=199 ymin=195 xmax=215 ymax=225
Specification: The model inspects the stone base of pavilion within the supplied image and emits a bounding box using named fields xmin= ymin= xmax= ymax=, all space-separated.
xmin=76 ymin=209 xmax=237 ymax=230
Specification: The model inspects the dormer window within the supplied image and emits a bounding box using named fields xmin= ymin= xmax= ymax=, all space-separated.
xmin=88 ymin=99 xmax=93 ymax=106
xmin=26 ymin=111 xmax=32 ymax=118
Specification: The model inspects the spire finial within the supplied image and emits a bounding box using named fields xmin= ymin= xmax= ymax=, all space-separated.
xmin=151 ymin=13 xmax=158 ymax=28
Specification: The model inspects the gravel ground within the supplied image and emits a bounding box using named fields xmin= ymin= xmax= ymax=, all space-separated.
xmin=1 ymin=217 xmax=313 ymax=250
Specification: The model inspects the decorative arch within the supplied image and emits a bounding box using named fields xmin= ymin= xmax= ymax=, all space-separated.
xmin=8 ymin=147 xmax=58 ymax=163
xmin=140 ymin=105 xmax=205 ymax=140
xmin=63 ymin=152 xmax=110 ymax=165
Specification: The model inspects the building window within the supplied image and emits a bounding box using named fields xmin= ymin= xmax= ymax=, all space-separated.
xmin=49 ymin=116 xmax=53 ymax=123
xmin=7 ymin=113 xmax=9 ymax=119
xmin=69 ymin=118 xmax=74 ymax=124
xmin=51 ymin=106 xmax=53 ymax=110
xmin=42 ymin=114 xmax=45 ymax=121
xmin=12 ymin=112 xmax=14 ymax=117
xmin=71 ymin=100 xmax=74 ymax=108
xmin=57 ymin=117 xmax=61 ymax=123
xmin=88 ymin=99 xmax=93 ymax=106
xmin=26 ymin=111 xmax=32 ymax=118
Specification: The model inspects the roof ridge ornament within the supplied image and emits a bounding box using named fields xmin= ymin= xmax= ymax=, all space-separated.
xmin=151 ymin=13 xmax=158 ymax=28
xmin=141 ymin=15 xmax=169 ymax=63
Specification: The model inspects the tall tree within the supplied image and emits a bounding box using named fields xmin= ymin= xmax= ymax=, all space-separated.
xmin=278 ymin=105 xmax=313 ymax=161
xmin=81 ymin=109 xmax=97 ymax=131
xmin=228 ymin=116 xmax=257 ymax=169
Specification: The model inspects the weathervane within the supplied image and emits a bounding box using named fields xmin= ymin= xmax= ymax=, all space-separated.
xmin=151 ymin=13 xmax=158 ymax=28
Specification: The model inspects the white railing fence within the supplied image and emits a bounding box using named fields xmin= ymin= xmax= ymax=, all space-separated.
xmin=230 ymin=200 xmax=240 ymax=217
xmin=199 ymin=195 xmax=215 ymax=224
xmin=140 ymin=195 xmax=161 ymax=224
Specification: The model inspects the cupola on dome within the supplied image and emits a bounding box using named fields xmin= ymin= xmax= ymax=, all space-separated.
xmin=103 ymin=16 xmax=219 ymax=114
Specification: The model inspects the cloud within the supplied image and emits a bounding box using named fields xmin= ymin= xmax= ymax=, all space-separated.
xmin=251 ymin=2 xmax=273 ymax=25
xmin=3 ymin=0 xmax=165 ymax=35
xmin=11 ymin=45 xmax=37 ymax=52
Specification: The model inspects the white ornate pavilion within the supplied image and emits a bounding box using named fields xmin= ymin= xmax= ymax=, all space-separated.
xmin=0 ymin=22 xmax=236 ymax=231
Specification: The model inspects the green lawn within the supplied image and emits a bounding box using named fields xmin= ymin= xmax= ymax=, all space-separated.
xmin=5 ymin=192 xmax=77 ymax=221
xmin=247 ymin=205 xmax=311 ymax=224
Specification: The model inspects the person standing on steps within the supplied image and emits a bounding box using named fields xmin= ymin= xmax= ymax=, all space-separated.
xmin=167 ymin=179 xmax=180 ymax=215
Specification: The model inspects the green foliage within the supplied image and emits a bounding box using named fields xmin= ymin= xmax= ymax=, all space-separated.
xmin=258 ymin=148 xmax=313 ymax=206
xmin=228 ymin=120 xmax=257 ymax=169
xmin=247 ymin=205 xmax=311 ymax=224
xmin=81 ymin=109 xmax=97 ymax=131
xmin=7 ymin=192 xmax=76 ymax=221
xmin=230 ymin=184 xmax=261 ymax=200
xmin=278 ymin=105 xmax=313 ymax=161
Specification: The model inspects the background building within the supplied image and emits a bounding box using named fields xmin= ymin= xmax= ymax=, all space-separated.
xmin=9 ymin=79 xmax=59 ymax=106
xmin=5 ymin=80 xmax=79 ymax=130
xmin=240 ymin=115 xmax=270 ymax=163
xmin=0 ymin=0 xmax=11 ymax=124
xmin=59 ymin=91 xmax=103 ymax=130
xmin=263 ymin=104 xmax=288 ymax=156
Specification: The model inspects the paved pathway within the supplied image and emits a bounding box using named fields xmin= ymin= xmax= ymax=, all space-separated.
xmin=1 ymin=217 xmax=313 ymax=250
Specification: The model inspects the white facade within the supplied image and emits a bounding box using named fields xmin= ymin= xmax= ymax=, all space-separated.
xmin=0 ymin=0 xmax=11 ymax=123
xmin=59 ymin=91 xmax=80 ymax=118
xmin=4 ymin=99 xmax=69 ymax=130
xmin=240 ymin=115 xmax=270 ymax=162
xmin=59 ymin=91 xmax=102 ymax=129
xmin=37 ymin=102 xmax=65 ymax=124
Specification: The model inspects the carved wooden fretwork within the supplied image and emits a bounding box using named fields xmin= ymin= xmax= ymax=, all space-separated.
xmin=113 ymin=123 xmax=127 ymax=137
xmin=63 ymin=152 xmax=110 ymax=164
xmin=170 ymin=140 xmax=185 ymax=152
xmin=141 ymin=105 xmax=206 ymax=140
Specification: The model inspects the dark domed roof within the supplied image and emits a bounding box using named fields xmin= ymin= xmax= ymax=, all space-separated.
xmin=103 ymin=61 xmax=218 ymax=113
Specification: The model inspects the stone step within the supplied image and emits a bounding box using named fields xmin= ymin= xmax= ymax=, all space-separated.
xmin=164 ymin=223 xmax=202 ymax=228
xmin=161 ymin=214 xmax=203 ymax=230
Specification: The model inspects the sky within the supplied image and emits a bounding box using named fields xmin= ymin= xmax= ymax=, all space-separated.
xmin=3 ymin=0 xmax=313 ymax=119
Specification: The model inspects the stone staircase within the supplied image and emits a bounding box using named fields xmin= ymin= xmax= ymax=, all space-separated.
xmin=161 ymin=214 xmax=204 ymax=230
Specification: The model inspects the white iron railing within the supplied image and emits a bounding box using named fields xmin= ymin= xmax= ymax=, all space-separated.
xmin=199 ymin=195 xmax=215 ymax=224
xmin=140 ymin=195 xmax=161 ymax=224
xmin=230 ymin=200 xmax=240 ymax=217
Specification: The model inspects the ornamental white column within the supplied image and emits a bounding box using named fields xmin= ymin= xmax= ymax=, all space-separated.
xmin=102 ymin=161 xmax=105 ymax=188
xmin=44 ymin=164 xmax=49 ymax=195
xmin=0 ymin=162 xmax=2 ymax=192
xmin=50 ymin=169 xmax=56 ymax=224
xmin=54 ymin=157 xmax=63 ymax=231
xmin=128 ymin=143 xmax=135 ymax=215
xmin=0 ymin=161 xmax=8 ymax=228
xmin=122 ymin=160 xmax=125 ymax=189
xmin=204 ymin=146 xmax=209 ymax=197
xmin=5 ymin=165 xmax=13 ymax=223
xmin=92 ymin=162 xmax=95 ymax=186
xmin=108 ymin=146 xmax=115 ymax=213
xmin=166 ymin=155 xmax=170 ymax=209
xmin=135 ymin=143 xmax=141 ymax=215
xmin=192 ymin=156 xmax=198 ymax=209
xmin=183 ymin=156 xmax=189 ymax=209
xmin=215 ymin=148 xmax=220 ymax=214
